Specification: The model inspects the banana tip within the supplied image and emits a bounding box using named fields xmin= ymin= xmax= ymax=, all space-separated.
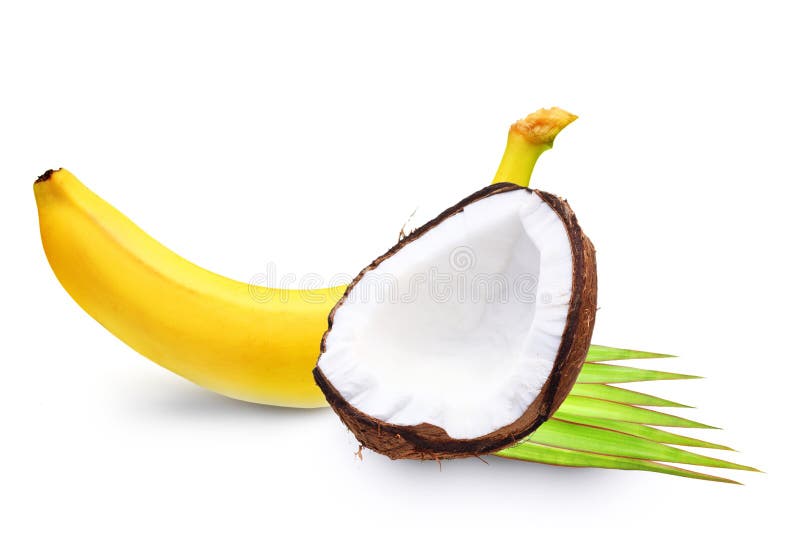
xmin=35 ymin=168 xmax=60 ymax=185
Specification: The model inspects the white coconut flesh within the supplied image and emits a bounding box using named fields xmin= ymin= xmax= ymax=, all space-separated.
xmin=318 ymin=189 xmax=575 ymax=439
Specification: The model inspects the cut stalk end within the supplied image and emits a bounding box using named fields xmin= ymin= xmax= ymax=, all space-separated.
xmin=510 ymin=107 xmax=578 ymax=146
xmin=492 ymin=106 xmax=577 ymax=188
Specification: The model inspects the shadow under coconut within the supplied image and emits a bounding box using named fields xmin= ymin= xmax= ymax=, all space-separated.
xmin=119 ymin=382 xmax=641 ymax=485
xmin=365 ymin=447 xmax=618 ymax=486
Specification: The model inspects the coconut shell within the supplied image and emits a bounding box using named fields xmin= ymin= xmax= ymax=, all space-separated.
xmin=313 ymin=183 xmax=597 ymax=460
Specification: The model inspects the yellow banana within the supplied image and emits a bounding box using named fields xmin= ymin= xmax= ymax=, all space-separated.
xmin=34 ymin=107 xmax=575 ymax=408
xmin=35 ymin=168 xmax=345 ymax=407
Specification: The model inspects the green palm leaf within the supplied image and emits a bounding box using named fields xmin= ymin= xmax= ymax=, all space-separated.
xmin=568 ymin=383 xmax=691 ymax=408
xmin=528 ymin=420 xmax=755 ymax=471
xmin=578 ymin=362 xmax=700 ymax=384
xmin=490 ymin=345 xmax=756 ymax=483
xmin=585 ymin=344 xmax=675 ymax=362
xmin=556 ymin=395 xmax=717 ymax=428
xmin=552 ymin=413 xmax=732 ymax=450
xmin=495 ymin=442 xmax=741 ymax=484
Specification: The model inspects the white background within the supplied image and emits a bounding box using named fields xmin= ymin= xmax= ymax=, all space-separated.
xmin=1 ymin=1 xmax=798 ymax=547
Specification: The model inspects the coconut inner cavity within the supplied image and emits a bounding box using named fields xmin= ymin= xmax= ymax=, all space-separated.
xmin=318 ymin=189 xmax=574 ymax=439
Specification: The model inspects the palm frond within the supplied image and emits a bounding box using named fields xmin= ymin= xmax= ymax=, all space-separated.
xmin=493 ymin=344 xmax=756 ymax=483
xmin=529 ymin=419 xmax=755 ymax=471
xmin=495 ymin=442 xmax=741 ymax=484
xmin=567 ymin=383 xmax=691 ymax=408
xmin=578 ymin=362 xmax=700 ymax=384
xmin=551 ymin=413 xmax=732 ymax=450
xmin=556 ymin=396 xmax=717 ymax=429
xmin=585 ymin=345 xmax=675 ymax=362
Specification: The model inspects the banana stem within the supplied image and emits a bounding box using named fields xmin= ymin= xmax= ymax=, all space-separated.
xmin=492 ymin=107 xmax=578 ymax=188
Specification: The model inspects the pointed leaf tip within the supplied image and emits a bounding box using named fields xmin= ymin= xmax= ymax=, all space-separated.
xmin=568 ymin=383 xmax=693 ymax=408
xmin=527 ymin=420 xmax=750 ymax=471
xmin=551 ymin=413 xmax=735 ymax=451
xmin=557 ymin=396 xmax=720 ymax=429
xmin=578 ymin=362 xmax=700 ymax=384
xmin=586 ymin=344 xmax=676 ymax=362
xmin=495 ymin=443 xmax=742 ymax=484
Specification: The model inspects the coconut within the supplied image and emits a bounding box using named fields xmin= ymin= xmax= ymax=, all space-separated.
xmin=313 ymin=183 xmax=597 ymax=459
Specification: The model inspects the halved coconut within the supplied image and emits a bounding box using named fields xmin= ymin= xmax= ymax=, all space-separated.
xmin=313 ymin=183 xmax=596 ymax=459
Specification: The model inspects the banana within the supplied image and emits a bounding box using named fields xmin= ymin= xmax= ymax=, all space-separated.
xmin=34 ymin=107 xmax=575 ymax=408
xmin=35 ymin=168 xmax=345 ymax=407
